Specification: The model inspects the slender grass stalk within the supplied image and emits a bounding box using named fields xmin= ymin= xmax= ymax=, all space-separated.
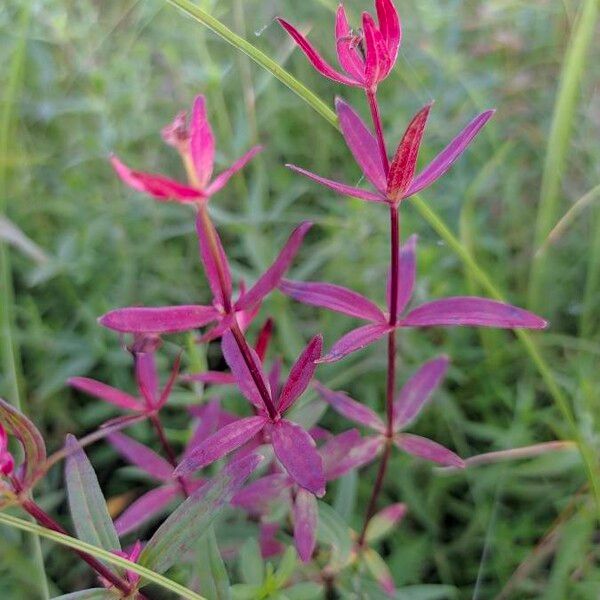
xmin=528 ymin=0 xmax=599 ymax=310
xmin=162 ymin=0 xmax=600 ymax=514
xmin=0 ymin=512 xmax=207 ymax=600
xmin=1 ymin=7 xmax=49 ymax=597
xmin=166 ymin=0 xmax=337 ymax=128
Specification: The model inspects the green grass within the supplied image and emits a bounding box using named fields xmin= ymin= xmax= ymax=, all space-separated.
xmin=1 ymin=0 xmax=600 ymax=598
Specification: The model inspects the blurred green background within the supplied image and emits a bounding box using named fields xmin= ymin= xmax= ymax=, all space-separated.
xmin=1 ymin=0 xmax=599 ymax=598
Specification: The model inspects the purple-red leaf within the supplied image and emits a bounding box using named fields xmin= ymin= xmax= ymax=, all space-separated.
xmin=387 ymin=103 xmax=432 ymax=201
xmin=388 ymin=234 xmax=417 ymax=315
xmin=406 ymin=110 xmax=495 ymax=197
xmin=156 ymin=354 xmax=181 ymax=409
xmin=320 ymin=429 xmax=382 ymax=480
xmin=108 ymin=432 xmax=173 ymax=482
xmin=277 ymin=18 xmax=359 ymax=86
xmin=336 ymin=97 xmax=386 ymax=192
xmin=319 ymin=323 xmax=391 ymax=363
xmin=362 ymin=12 xmax=391 ymax=87
xmin=115 ymin=486 xmax=179 ymax=536
xmin=190 ymin=95 xmax=215 ymax=188
xmin=375 ymin=0 xmax=402 ymax=62
xmin=135 ymin=352 xmax=158 ymax=407
xmin=221 ymin=331 xmax=271 ymax=412
xmin=174 ymin=416 xmax=267 ymax=476
xmin=394 ymin=433 xmax=464 ymax=467
xmin=236 ymin=222 xmax=313 ymax=311
xmin=293 ymin=488 xmax=318 ymax=562
xmin=286 ymin=164 xmax=387 ymax=203
xmin=335 ymin=6 xmax=366 ymax=82
xmin=315 ymin=383 xmax=385 ymax=432
xmin=401 ymin=297 xmax=548 ymax=329
xmin=110 ymin=156 xmax=203 ymax=202
xmin=205 ymin=146 xmax=263 ymax=196
xmin=393 ymin=356 xmax=449 ymax=431
xmin=271 ymin=419 xmax=325 ymax=497
xmin=68 ymin=377 xmax=141 ymax=412
xmin=231 ymin=473 xmax=292 ymax=515
xmin=98 ymin=305 xmax=218 ymax=334
xmin=280 ymin=279 xmax=386 ymax=323
xmin=277 ymin=336 xmax=322 ymax=414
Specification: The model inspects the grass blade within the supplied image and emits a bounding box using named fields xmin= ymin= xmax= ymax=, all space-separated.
xmin=528 ymin=0 xmax=599 ymax=310
xmin=0 ymin=512 xmax=206 ymax=600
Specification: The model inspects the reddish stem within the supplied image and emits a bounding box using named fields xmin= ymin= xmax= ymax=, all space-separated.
xmin=366 ymin=88 xmax=389 ymax=176
xmin=357 ymin=120 xmax=400 ymax=545
xmin=149 ymin=414 xmax=190 ymax=497
xmin=229 ymin=318 xmax=278 ymax=420
xmin=21 ymin=499 xmax=133 ymax=596
xmin=197 ymin=203 xmax=278 ymax=420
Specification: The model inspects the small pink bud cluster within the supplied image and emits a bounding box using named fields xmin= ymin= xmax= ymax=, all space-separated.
xmin=0 ymin=423 xmax=14 ymax=478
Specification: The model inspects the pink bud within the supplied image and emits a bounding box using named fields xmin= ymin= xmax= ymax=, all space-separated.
xmin=0 ymin=423 xmax=14 ymax=477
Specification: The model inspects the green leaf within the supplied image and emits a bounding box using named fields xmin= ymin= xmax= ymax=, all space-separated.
xmin=0 ymin=397 xmax=46 ymax=485
xmin=230 ymin=584 xmax=259 ymax=600
xmin=273 ymin=546 xmax=297 ymax=588
xmin=363 ymin=548 xmax=394 ymax=596
xmin=140 ymin=453 xmax=262 ymax=575
xmin=316 ymin=501 xmax=352 ymax=570
xmin=51 ymin=590 xmax=118 ymax=599
xmin=239 ymin=537 xmax=264 ymax=586
xmin=196 ymin=526 xmax=231 ymax=600
xmin=283 ymin=583 xmax=324 ymax=599
xmin=64 ymin=435 xmax=120 ymax=553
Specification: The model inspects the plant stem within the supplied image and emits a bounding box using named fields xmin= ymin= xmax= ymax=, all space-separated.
xmin=197 ymin=204 xmax=278 ymax=420
xmin=358 ymin=89 xmax=400 ymax=543
xmin=21 ymin=499 xmax=132 ymax=596
xmin=366 ymin=88 xmax=389 ymax=175
xmin=149 ymin=414 xmax=191 ymax=497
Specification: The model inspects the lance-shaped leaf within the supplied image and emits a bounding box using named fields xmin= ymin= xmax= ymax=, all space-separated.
xmin=221 ymin=330 xmax=271 ymax=411
xmin=205 ymin=146 xmax=263 ymax=196
xmin=321 ymin=430 xmax=382 ymax=480
xmin=401 ymin=297 xmax=548 ymax=329
xmin=394 ymin=433 xmax=464 ymax=468
xmin=175 ymin=416 xmax=267 ymax=476
xmin=115 ymin=486 xmax=179 ymax=536
xmin=318 ymin=323 xmax=391 ymax=363
xmin=190 ymin=95 xmax=215 ymax=188
xmin=68 ymin=378 xmax=141 ymax=412
xmin=140 ymin=453 xmax=262 ymax=574
xmin=231 ymin=473 xmax=292 ymax=514
xmin=236 ymin=222 xmax=313 ymax=311
xmin=108 ymin=433 xmax=173 ymax=481
xmin=364 ymin=503 xmax=407 ymax=544
xmin=376 ymin=0 xmax=402 ymax=60
xmin=277 ymin=335 xmax=322 ymax=414
xmin=335 ymin=6 xmax=366 ymax=82
xmin=315 ymin=383 xmax=385 ymax=432
xmin=277 ymin=18 xmax=359 ymax=86
xmin=387 ymin=103 xmax=432 ymax=202
xmin=363 ymin=12 xmax=391 ymax=86
xmin=294 ymin=488 xmax=318 ymax=562
xmin=65 ymin=435 xmax=121 ymax=552
xmin=363 ymin=547 xmax=395 ymax=596
xmin=286 ymin=164 xmax=387 ymax=203
xmin=99 ymin=305 xmax=218 ymax=334
xmin=134 ymin=352 xmax=158 ymax=406
xmin=406 ymin=110 xmax=496 ymax=197
xmin=389 ymin=234 xmax=417 ymax=314
xmin=196 ymin=212 xmax=232 ymax=307
xmin=196 ymin=526 xmax=231 ymax=600
xmin=280 ymin=279 xmax=386 ymax=322
xmin=0 ymin=398 xmax=46 ymax=485
xmin=393 ymin=356 xmax=449 ymax=430
xmin=336 ymin=98 xmax=386 ymax=192
xmin=271 ymin=419 xmax=325 ymax=496
xmin=110 ymin=156 xmax=203 ymax=201
xmin=316 ymin=501 xmax=352 ymax=571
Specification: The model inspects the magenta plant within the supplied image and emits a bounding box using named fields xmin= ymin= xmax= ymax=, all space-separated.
xmin=0 ymin=1 xmax=553 ymax=597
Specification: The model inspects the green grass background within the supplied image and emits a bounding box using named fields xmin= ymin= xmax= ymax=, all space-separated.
xmin=1 ymin=0 xmax=600 ymax=598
